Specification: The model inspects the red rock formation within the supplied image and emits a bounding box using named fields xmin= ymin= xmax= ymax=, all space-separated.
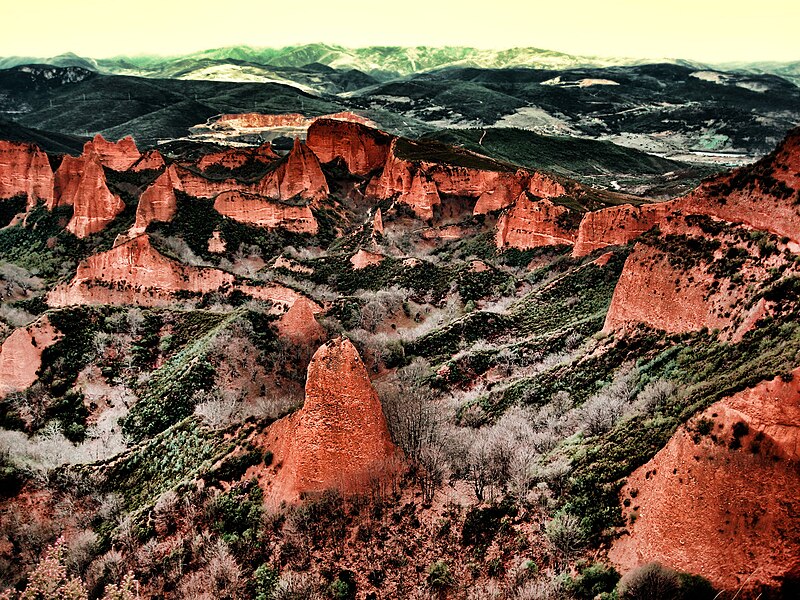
xmin=197 ymin=144 xmax=278 ymax=172
xmin=253 ymin=139 xmax=329 ymax=201
xmin=51 ymin=154 xmax=84 ymax=209
xmin=83 ymin=134 xmax=141 ymax=171
xmin=372 ymin=208 xmax=384 ymax=235
xmin=276 ymin=297 xmax=325 ymax=345
xmin=306 ymin=118 xmax=392 ymax=176
xmin=264 ymin=337 xmax=398 ymax=504
xmin=65 ymin=157 xmax=125 ymax=238
xmin=350 ymin=249 xmax=384 ymax=270
xmin=0 ymin=140 xmax=54 ymax=208
xmin=130 ymin=150 xmax=165 ymax=172
xmin=168 ymin=164 xmax=236 ymax=198
xmin=0 ymin=317 xmax=60 ymax=397
xmin=528 ymin=171 xmax=568 ymax=198
xmin=213 ymin=111 xmax=374 ymax=130
xmin=495 ymin=195 xmax=577 ymax=249
xmin=602 ymin=243 xmax=734 ymax=335
xmin=213 ymin=190 xmax=318 ymax=234
xmin=130 ymin=167 xmax=179 ymax=236
xmin=573 ymin=203 xmax=671 ymax=257
xmin=207 ymin=231 xmax=226 ymax=254
xmin=47 ymin=235 xmax=308 ymax=311
xmin=610 ymin=367 xmax=800 ymax=593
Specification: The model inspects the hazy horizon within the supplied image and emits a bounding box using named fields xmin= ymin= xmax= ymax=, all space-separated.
xmin=3 ymin=0 xmax=799 ymax=64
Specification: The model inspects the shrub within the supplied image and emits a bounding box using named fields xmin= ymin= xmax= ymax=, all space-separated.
xmin=544 ymin=512 xmax=584 ymax=558
xmin=566 ymin=562 xmax=620 ymax=599
xmin=618 ymin=563 xmax=680 ymax=600
xmin=253 ymin=564 xmax=279 ymax=600
xmin=427 ymin=561 xmax=455 ymax=593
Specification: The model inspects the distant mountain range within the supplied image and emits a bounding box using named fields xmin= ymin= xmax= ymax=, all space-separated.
xmin=0 ymin=44 xmax=798 ymax=85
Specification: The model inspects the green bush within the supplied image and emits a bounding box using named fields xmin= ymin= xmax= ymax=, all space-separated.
xmin=566 ymin=562 xmax=621 ymax=599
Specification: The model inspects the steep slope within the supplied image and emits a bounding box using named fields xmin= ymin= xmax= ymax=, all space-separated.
xmin=0 ymin=140 xmax=54 ymax=208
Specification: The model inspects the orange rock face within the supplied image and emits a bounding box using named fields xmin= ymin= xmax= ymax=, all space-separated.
xmin=610 ymin=368 xmax=800 ymax=594
xmin=213 ymin=190 xmax=318 ymax=234
xmin=264 ymin=338 xmax=398 ymax=504
xmin=573 ymin=203 xmax=671 ymax=257
xmin=0 ymin=140 xmax=54 ymax=208
xmin=602 ymin=243 xmax=733 ymax=335
xmin=0 ymin=317 xmax=61 ymax=397
xmin=306 ymin=118 xmax=392 ymax=176
xmin=372 ymin=208 xmax=384 ymax=235
xmin=253 ymin=139 xmax=329 ymax=201
xmin=47 ymin=235 xmax=307 ymax=311
xmin=197 ymin=144 xmax=278 ymax=172
xmin=65 ymin=158 xmax=125 ymax=238
xmin=51 ymin=154 xmax=84 ymax=209
xmin=495 ymin=195 xmax=577 ymax=249
xmin=276 ymin=297 xmax=325 ymax=345
xmin=83 ymin=134 xmax=141 ymax=171
xmin=130 ymin=150 xmax=166 ymax=172
xmin=350 ymin=249 xmax=385 ymax=270
xmin=130 ymin=168 xmax=179 ymax=236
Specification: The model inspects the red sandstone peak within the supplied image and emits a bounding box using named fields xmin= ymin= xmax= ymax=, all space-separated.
xmin=130 ymin=168 xmax=179 ymax=236
xmin=51 ymin=154 xmax=85 ymax=209
xmin=610 ymin=367 xmax=800 ymax=593
xmin=213 ymin=190 xmax=319 ymax=234
xmin=350 ymin=249 xmax=385 ymax=270
xmin=256 ymin=142 xmax=280 ymax=161
xmin=495 ymin=195 xmax=577 ymax=249
xmin=264 ymin=337 xmax=398 ymax=504
xmin=572 ymin=202 xmax=672 ymax=257
xmin=306 ymin=118 xmax=393 ymax=176
xmin=373 ymin=208 xmax=384 ymax=235
xmin=197 ymin=144 xmax=278 ymax=172
xmin=83 ymin=134 xmax=141 ymax=171
xmin=0 ymin=140 xmax=54 ymax=209
xmin=0 ymin=317 xmax=61 ymax=398
xmin=276 ymin=297 xmax=325 ymax=344
xmin=253 ymin=139 xmax=329 ymax=201
xmin=130 ymin=149 xmax=166 ymax=172
xmin=207 ymin=230 xmax=226 ymax=254
xmin=66 ymin=157 xmax=125 ymax=238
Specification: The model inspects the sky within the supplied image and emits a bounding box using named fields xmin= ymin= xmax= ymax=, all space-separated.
xmin=3 ymin=0 xmax=798 ymax=63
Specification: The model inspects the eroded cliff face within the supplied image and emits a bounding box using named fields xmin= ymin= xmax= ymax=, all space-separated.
xmin=306 ymin=118 xmax=392 ymax=176
xmin=213 ymin=111 xmax=373 ymax=130
xmin=253 ymin=139 xmax=329 ymax=201
xmin=130 ymin=168 xmax=179 ymax=236
xmin=573 ymin=203 xmax=673 ymax=257
xmin=610 ymin=368 xmax=800 ymax=594
xmin=603 ymin=242 xmax=739 ymax=335
xmin=213 ymin=190 xmax=318 ymax=234
xmin=0 ymin=141 xmax=54 ymax=208
xmin=130 ymin=150 xmax=166 ymax=172
xmin=83 ymin=134 xmax=141 ymax=171
xmin=197 ymin=144 xmax=278 ymax=172
xmin=495 ymin=195 xmax=577 ymax=249
xmin=263 ymin=338 xmax=398 ymax=505
xmin=65 ymin=158 xmax=125 ymax=238
xmin=0 ymin=317 xmax=60 ymax=398
xmin=46 ymin=235 xmax=306 ymax=311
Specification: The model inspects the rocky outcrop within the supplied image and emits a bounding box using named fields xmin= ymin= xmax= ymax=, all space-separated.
xmin=602 ymin=243 xmax=733 ymax=335
xmin=207 ymin=231 xmax=226 ymax=254
xmin=276 ymin=297 xmax=325 ymax=345
xmin=212 ymin=111 xmax=373 ymax=130
xmin=253 ymin=139 xmax=329 ymax=201
xmin=0 ymin=317 xmax=60 ymax=397
xmin=213 ymin=190 xmax=318 ymax=234
xmin=51 ymin=154 xmax=84 ymax=209
xmin=350 ymin=249 xmax=384 ymax=270
xmin=83 ymin=134 xmax=141 ymax=171
xmin=372 ymin=208 xmax=384 ymax=235
xmin=264 ymin=338 xmax=398 ymax=504
xmin=197 ymin=143 xmax=278 ymax=172
xmin=47 ymin=235 xmax=307 ymax=311
xmin=610 ymin=368 xmax=800 ymax=594
xmin=573 ymin=203 xmax=671 ymax=257
xmin=495 ymin=195 xmax=577 ymax=249
xmin=130 ymin=168 xmax=179 ymax=236
xmin=65 ymin=157 xmax=125 ymax=238
xmin=528 ymin=171 xmax=568 ymax=198
xmin=130 ymin=150 xmax=165 ymax=172
xmin=0 ymin=140 xmax=54 ymax=208
xmin=306 ymin=118 xmax=392 ymax=176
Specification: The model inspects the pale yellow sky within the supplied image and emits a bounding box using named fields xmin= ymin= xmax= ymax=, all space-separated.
xmin=2 ymin=0 xmax=798 ymax=63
